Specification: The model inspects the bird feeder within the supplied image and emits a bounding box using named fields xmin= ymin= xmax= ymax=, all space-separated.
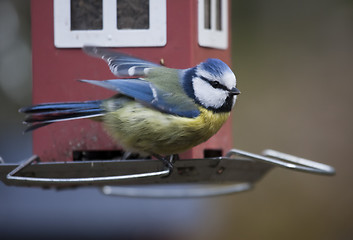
xmin=31 ymin=0 xmax=232 ymax=162
xmin=0 ymin=0 xmax=335 ymax=197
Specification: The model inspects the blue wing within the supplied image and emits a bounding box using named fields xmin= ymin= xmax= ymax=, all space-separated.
xmin=83 ymin=46 xmax=160 ymax=78
xmin=80 ymin=79 xmax=200 ymax=118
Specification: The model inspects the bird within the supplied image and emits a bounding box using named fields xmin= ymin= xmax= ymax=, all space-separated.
xmin=20 ymin=46 xmax=240 ymax=171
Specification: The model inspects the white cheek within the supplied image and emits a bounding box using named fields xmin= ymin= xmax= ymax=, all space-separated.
xmin=193 ymin=77 xmax=228 ymax=109
xmin=222 ymin=72 xmax=236 ymax=90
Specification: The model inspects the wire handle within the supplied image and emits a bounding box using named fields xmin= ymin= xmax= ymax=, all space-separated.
xmin=226 ymin=149 xmax=335 ymax=175
xmin=6 ymin=155 xmax=170 ymax=184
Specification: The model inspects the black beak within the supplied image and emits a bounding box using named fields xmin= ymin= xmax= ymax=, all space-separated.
xmin=229 ymin=87 xmax=241 ymax=95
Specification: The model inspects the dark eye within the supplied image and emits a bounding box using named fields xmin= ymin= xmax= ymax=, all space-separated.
xmin=199 ymin=76 xmax=227 ymax=90
xmin=210 ymin=81 xmax=222 ymax=88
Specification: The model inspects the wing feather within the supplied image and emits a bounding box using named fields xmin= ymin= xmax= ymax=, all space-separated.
xmin=80 ymin=79 xmax=200 ymax=118
xmin=83 ymin=46 xmax=159 ymax=77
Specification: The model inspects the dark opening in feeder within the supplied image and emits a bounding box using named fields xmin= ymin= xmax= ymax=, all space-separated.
xmin=70 ymin=0 xmax=103 ymax=30
xmin=117 ymin=0 xmax=150 ymax=29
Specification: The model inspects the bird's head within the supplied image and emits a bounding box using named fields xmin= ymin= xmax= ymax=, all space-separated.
xmin=183 ymin=58 xmax=240 ymax=112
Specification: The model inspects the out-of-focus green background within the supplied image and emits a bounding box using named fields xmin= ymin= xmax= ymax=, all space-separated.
xmin=0 ymin=0 xmax=352 ymax=239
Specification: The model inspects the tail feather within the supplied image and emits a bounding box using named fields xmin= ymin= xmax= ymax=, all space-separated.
xmin=24 ymin=108 xmax=105 ymax=123
xmin=19 ymin=100 xmax=102 ymax=113
xmin=20 ymin=100 xmax=105 ymax=131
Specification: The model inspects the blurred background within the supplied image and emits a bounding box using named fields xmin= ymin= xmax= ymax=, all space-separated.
xmin=0 ymin=0 xmax=352 ymax=239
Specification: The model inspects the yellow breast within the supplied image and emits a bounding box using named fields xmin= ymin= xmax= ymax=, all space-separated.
xmin=103 ymin=102 xmax=230 ymax=156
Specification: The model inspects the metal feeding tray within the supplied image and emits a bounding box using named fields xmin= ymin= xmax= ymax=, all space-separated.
xmin=0 ymin=149 xmax=335 ymax=198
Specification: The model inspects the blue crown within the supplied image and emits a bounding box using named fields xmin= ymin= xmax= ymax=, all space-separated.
xmin=198 ymin=58 xmax=232 ymax=77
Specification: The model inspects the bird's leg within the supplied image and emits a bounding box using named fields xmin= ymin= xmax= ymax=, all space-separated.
xmin=153 ymin=154 xmax=179 ymax=176
xmin=170 ymin=154 xmax=179 ymax=164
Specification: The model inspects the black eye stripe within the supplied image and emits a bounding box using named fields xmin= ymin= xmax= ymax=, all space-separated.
xmin=199 ymin=76 xmax=228 ymax=91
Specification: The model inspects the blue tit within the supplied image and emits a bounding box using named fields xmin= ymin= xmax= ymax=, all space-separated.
xmin=20 ymin=46 xmax=240 ymax=170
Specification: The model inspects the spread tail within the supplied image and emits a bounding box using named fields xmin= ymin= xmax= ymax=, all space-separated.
xmin=19 ymin=100 xmax=105 ymax=132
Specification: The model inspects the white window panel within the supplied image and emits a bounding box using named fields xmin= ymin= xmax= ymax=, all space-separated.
xmin=198 ymin=0 xmax=228 ymax=49
xmin=54 ymin=0 xmax=166 ymax=48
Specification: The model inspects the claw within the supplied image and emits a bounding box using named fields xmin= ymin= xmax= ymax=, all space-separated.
xmin=153 ymin=154 xmax=179 ymax=177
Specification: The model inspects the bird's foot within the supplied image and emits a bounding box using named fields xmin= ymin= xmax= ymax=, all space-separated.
xmin=153 ymin=154 xmax=179 ymax=177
